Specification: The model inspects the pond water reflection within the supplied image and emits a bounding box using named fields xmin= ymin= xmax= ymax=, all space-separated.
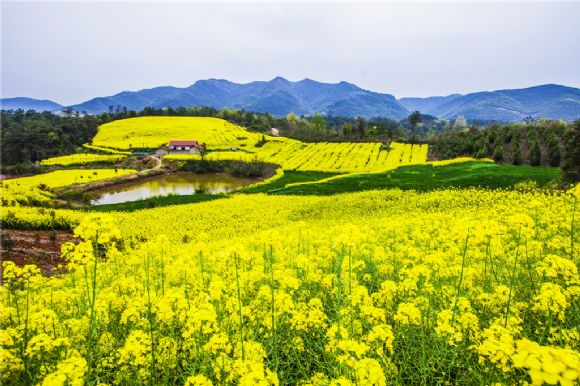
xmin=90 ymin=173 xmax=257 ymax=205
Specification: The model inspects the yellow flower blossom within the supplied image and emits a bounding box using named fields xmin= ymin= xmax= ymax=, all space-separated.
xmin=185 ymin=374 xmax=213 ymax=386
xmin=512 ymin=339 xmax=580 ymax=386
xmin=41 ymin=350 xmax=87 ymax=386
xmin=1 ymin=186 xmax=579 ymax=385
xmin=532 ymin=283 xmax=568 ymax=321
xmin=476 ymin=324 xmax=516 ymax=373
xmin=394 ymin=302 xmax=421 ymax=325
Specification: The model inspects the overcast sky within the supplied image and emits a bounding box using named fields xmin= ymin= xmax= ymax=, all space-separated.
xmin=2 ymin=1 xmax=579 ymax=105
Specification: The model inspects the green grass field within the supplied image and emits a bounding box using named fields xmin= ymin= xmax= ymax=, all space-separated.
xmin=260 ymin=161 xmax=562 ymax=195
xmin=240 ymin=171 xmax=339 ymax=193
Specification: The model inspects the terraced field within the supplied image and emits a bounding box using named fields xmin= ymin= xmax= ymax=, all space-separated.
xmin=252 ymin=141 xmax=428 ymax=172
xmin=40 ymin=153 xmax=126 ymax=166
xmin=93 ymin=116 xmax=428 ymax=173
xmin=92 ymin=116 xmax=266 ymax=150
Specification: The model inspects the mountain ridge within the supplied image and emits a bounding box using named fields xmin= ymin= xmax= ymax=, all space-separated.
xmin=2 ymin=80 xmax=579 ymax=122
xmin=400 ymin=84 xmax=580 ymax=121
xmin=64 ymin=77 xmax=409 ymax=119
xmin=0 ymin=97 xmax=64 ymax=112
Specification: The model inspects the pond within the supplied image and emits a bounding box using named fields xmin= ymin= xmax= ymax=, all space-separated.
xmin=90 ymin=173 xmax=258 ymax=205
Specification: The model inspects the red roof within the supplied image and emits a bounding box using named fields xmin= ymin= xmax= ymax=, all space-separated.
xmin=169 ymin=140 xmax=199 ymax=146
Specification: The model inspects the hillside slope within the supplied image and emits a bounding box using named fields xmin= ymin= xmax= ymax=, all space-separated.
xmin=92 ymin=116 xmax=428 ymax=173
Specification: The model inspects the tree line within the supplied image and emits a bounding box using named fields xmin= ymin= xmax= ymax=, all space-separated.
xmin=1 ymin=107 xmax=578 ymax=182
xmin=429 ymin=119 xmax=579 ymax=182
xmin=1 ymin=110 xmax=101 ymax=173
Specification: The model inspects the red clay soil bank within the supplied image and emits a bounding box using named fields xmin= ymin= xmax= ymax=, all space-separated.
xmin=1 ymin=229 xmax=76 ymax=275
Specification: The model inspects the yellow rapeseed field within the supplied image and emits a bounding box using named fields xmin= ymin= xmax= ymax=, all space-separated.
xmin=92 ymin=117 xmax=268 ymax=150
xmin=165 ymin=140 xmax=428 ymax=173
xmin=1 ymin=188 xmax=579 ymax=385
xmin=0 ymin=169 xmax=136 ymax=206
xmin=92 ymin=117 xmax=428 ymax=173
xmin=2 ymin=118 xmax=577 ymax=385
xmin=40 ymin=154 xmax=127 ymax=166
xmin=82 ymin=144 xmax=132 ymax=155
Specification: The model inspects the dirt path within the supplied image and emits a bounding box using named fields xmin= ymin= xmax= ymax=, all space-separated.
xmin=148 ymin=155 xmax=162 ymax=170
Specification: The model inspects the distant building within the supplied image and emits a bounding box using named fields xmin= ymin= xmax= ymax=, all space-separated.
xmin=169 ymin=140 xmax=201 ymax=152
xmin=270 ymin=128 xmax=280 ymax=136
xmin=157 ymin=140 xmax=206 ymax=156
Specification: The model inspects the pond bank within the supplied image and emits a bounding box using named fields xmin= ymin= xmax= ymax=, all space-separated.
xmin=53 ymin=168 xmax=166 ymax=205
xmin=89 ymin=172 xmax=261 ymax=205
xmin=48 ymin=157 xmax=279 ymax=208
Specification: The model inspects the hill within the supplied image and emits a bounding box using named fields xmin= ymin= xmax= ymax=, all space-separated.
xmin=0 ymin=97 xmax=63 ymax=112
xmin=92 ymin=116 xmax=428 ymax=173
xmin=399 ymin=84 xmax=580 ymax=121
xmin=92 ymin=116 xmax=265 ymax=150
xmin=70 ymin=77 xmax=409 ymax=119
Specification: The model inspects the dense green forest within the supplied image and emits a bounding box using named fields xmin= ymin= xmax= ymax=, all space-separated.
xmin=430 ymin=120 xmax=579 ymax=178
xmin=1 ymin=110 xmax=100 ymax=168
xmin=1 ymin=107 xmax=579 ymax=182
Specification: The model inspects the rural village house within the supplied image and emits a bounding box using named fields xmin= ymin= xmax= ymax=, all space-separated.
xmin=169 ymin=140 xmax=201 ymax=151
xmin=156 ymin=140 xmax=205 ymax=157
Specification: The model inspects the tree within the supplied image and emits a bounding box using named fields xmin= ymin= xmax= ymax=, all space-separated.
xmin=529 ymin=140 xmax=541 ymax=166
xmin=475 ymin=145 xmax=487 ymax=159
xmin=408 ymin=111 xmax=422 ymax=136
xmin=286 ymin=113 xmax=298 ymax=127
xmin=311 ymin=114 xmax=325 ymax=131
xmin=453 ymin=116 xmax=467 ymax=131
xmin=562 ymin=121 xmax=580 ymax=182
xmin=199 ymin=143 xmax=208 ymax=161
xmin=62 ymin=107 xmax=74 ymax=117
xmin=409 ymin=111 xmax=422 ymax=126
xmin=340 ymin=123 xmax=353 ymax=137
xmin=493 ymin=144 xmax=504 ymax=162
xmin=524 ymin=116 xmax=537 ymax=125
xmin=512 ymin=143 xmax=523 ymax=165
xmin=547 ymin=138 xmax=561 ymax=167
xmin=356 ymin=117 xmax=367 ymax=138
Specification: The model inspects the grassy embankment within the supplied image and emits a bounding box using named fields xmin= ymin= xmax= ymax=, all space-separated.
xmin=254 ymin=161 xmax=562 ymax=195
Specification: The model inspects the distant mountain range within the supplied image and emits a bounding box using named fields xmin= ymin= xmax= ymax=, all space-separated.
xmin=2 ymin=79 xmax=579 ymax=122
xmin=0 ymin=97 xmax=64 ymax=112
xmin=399 ymin=84 xmax=580 ymax=122
xmin=65 ymin=77 xmax=409 ymax=119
